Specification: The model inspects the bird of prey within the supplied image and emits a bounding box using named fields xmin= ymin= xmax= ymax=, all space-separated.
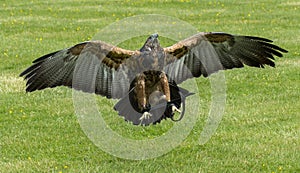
xmin=20 ymin=32 xmax=288 ymax=125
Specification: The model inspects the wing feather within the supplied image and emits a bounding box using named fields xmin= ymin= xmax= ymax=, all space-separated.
xmin=20 ymin=41 xmax=139 ymax=99
xmin=164 ymin=32 xmax=288 ymax=83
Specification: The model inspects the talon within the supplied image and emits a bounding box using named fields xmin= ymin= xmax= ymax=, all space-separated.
xmin=139 ymin=112 xmax=152 ymax=121
xmin=171 ymin=105 xmax=181 ymax=113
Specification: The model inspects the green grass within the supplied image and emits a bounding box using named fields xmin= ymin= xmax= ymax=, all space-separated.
xmin=1 ymin=0 xmax=299 ymax=172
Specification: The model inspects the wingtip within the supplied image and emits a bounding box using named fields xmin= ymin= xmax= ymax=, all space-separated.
xmin=245 ymin=36 xmax=274 ymax=43
xmin=32 ymin=51 xmax=59 ymax=63
xmin=281 ymin=48 xmax=289 ymax=53
xmin=19 ymin=72 xmax=25 ymax=77
xmin=25 ymin=86 xmax=34 ymax=93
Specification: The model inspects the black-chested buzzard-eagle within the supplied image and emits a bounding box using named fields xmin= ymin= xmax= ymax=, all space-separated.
xmin=20 ymin=32 xmax=288 ymax=125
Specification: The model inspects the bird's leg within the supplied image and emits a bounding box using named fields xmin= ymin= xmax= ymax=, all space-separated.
xmin=135 ymin=73 xmax=147 ymax=111
xmin=159 ymin=72 xmax=170 ymax=102
xmin=159 ymin=72 xmax=181 ymax=114
xmin=136 ymin=73 xmax=154 ymax=123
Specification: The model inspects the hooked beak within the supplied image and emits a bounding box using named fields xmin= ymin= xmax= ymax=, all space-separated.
xmin=150 ymin=33 xmax=159 ymax=40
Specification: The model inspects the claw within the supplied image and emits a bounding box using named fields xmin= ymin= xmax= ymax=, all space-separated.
xmin=139 ymin=112 xmax=152 ymax=121
xmin=171 ymin=105 xmax=181 ymax=113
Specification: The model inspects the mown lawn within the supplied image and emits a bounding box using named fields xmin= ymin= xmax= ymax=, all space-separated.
xmin=1 ymin=0 xmax=299 ymax=172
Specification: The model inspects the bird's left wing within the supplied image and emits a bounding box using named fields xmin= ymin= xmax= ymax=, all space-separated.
xmin=163 ymin=32 xmax=288 ymax=84
xmin=20 ymin=41 xmax=140 ymax=99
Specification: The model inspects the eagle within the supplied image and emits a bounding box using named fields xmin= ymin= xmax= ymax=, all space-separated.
xmin=20 ymin=32 xmax=288 ymax=125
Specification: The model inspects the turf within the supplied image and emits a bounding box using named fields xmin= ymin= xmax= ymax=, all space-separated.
xmin=1 ymin=0 xmax=299 ymax=172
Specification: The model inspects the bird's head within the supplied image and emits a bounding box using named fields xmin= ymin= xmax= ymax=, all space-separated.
xmin=140 ymin=33 xmax=161 ymax=52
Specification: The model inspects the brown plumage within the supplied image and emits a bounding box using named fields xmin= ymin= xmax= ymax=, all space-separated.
xmin=20 ymin=32 xmax=288 ymax=125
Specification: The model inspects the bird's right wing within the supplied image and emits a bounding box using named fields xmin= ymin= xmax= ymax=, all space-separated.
xmin=20 ymin=41 xmax=140 ymax=99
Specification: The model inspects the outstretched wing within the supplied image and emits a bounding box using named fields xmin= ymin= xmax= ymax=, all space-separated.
xmin=163 ymin=32 xmax=288 ymax=84
xmin=20 ymin=41 xmax=140 ymax=99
